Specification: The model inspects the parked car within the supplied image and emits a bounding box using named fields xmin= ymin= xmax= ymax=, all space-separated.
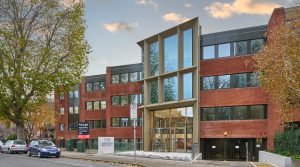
xmin=28 ymin=140 xmax=60 ymax=158
xmin=0 ymin=140 xmax=4 ymax=153
xmin=1 ymin=140 xmax=28 ymax=154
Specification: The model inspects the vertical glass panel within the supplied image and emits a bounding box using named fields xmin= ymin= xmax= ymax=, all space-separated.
xmin=60 ymin=107 xmax=64 ymax=115
xmin=86 ymin=102 xmax=93 ymax=110
xmin=130 ymin=94 xmax=138 ymax=104
xmin=218 ymin=43 xmax=231 ymax=57
xmin=164 ymin=34 xmax=178 ymax=73
xmin=218 ymin=75 xmax=230 ymax=89
xmin=183 ymin=28 xmax=192 ymax=68
xmin=149 ymin=79 xmax=158 ymax=104
xmin=248 ymin=73 xmax=259 ymax=87
xmin=100 ymin=82 xmax=106 ymax=90
xmin=121 ymin=118 xmax=129 ymax=127
xmin=251 ymin=39 xmax=264 ymax=54
xmin=233 ymin=106 xmax=248 ymax=120
xmin=216 ymin=107 xmax=231 ymax=120
xmin=69 ymin=107 xmax=74 ymax=114
xmin=251 ymin=105 xmax=265 ymax=119
xmin=100 ymin=101 xmax=106 ymax=109
xmin=86 ymin=83 xmax=92 ymax=91
xmin=93 ymin=82 xmax=100 ymax=91
xmin=141 ymin=47 xmax=145 ymax=80
xmin=59 ymin=92 xmax=64 ymax=99
xmin=112 ymin=74 xmax=119 ymax=84
xmin=203 ymin=46 xmax=215 ymax=59
xmin=111 ymin=96 xmax=120 ymax=105
xmin=120 ymin=73 xmax=128 ymax=83
xmin=69 ymin=91 xmax=74 ymax=99
xmin=183 ymin=73 xmax=193 ymax=99
xmin=121 ymin=95 xmax=128 ymax=105
xmin=74 ymin=106 xmax=79 ymax=114
xmin=234 ymin=73 xmax=247 ymax=88
xmin=201 ymin=108 xmax=216 ymax=121
xmin=149 ymin=41 xmax=159 ymax=77
xmin=94 ymin=101 xmax=99 ymax=110
xmin=74 ymin=90 xmax=79 ymax=98
xmin=130 ymin=72 xmax=138 ymax=82
xmin=202 ymin=76 xmax=215 ymax=90
xmin=234 ymin=41 xmax=247 ymax=56
xmin=163 ymin=76 xmax=178 ymax=102
xmin=111 ymin=118 xmax=120 ymax=127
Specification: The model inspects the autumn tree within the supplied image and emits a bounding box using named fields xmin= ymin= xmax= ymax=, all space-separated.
xmin=0 ymin=0 xmax=89 ymax=139
xmin=254 ymin=12 xmax=300 ymax=122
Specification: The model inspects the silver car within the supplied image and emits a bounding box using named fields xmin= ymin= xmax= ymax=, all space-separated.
xmin=2 ymin=140 xmax=28 ymax=154
xmin=0 ymin=140 xmax=3 ymax=153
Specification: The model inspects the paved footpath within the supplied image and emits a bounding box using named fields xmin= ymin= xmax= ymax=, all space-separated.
xmin=62 ymin=151 xmax=253 ymax=167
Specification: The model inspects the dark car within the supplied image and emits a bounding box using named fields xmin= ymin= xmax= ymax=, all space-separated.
xmin=28 ymin=140 xmax=60 ymax=158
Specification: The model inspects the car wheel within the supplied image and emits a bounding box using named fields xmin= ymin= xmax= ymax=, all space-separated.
xmin=27 ymin=151 xmax=31 ymax=157
xmin=8 ymin=148 xmax=12 ymax=154
xmin=37 ymin=151 xmax=42 ymax=158
xmin=56 ymin=155 xmax=60 ymax=158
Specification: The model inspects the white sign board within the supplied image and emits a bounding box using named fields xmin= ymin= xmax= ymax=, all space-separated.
xmin=130 ymin=104 xmax=137 ymax=119
xmin=98 ymin=137 xmax=114 ymax=154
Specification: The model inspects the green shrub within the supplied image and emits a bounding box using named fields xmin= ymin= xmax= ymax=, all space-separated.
xmin=5 ymin=133 xmax=17 ymax=141
xmin=274 ymin=129 xmax=300 ymax=159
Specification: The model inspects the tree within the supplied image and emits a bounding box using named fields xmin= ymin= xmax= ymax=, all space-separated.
xmin=0 ymin=0 xmax=89 ymax=139
xmin=254 ymin=19 xmax=300 ymax=122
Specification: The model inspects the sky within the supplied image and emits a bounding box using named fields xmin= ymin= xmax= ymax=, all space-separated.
xmin=84 ymin=0 xmax=293 ymax=76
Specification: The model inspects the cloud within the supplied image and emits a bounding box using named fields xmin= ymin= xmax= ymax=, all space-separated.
xmin=162 ymin=12 xmax=190 ymax=24
xmin=184 ymin=3 xmax=192 ymax=8
xmin=205 ymin=0 xmax=281 ymax=19
xmin=135 ymin=0 xmax=158 ymax=8
xmin=102 ymin=22 xmax=138 ymax=33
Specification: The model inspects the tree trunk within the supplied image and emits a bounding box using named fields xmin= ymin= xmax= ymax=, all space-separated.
xmin=16 ymin=123 xmax=26 ymax=140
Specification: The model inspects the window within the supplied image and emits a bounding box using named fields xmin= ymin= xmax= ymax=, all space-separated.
xmin=95 ymin=120 xmax=106 ymax=128
xmin=216 ymin=107 xmax=231 ymax=120
xmin=59 ymin=124 xmax=64 ymax=131
xmin=121 ymin=118 xmax=129 ymax=127
xmin=59 ymin=92 xmax=64 ymax=100
xmin=121 ymin=95 xmax=129 ymax=105
xmin=201 ymin=108 xmax=216 ymax=121
xmin=232 ymin=73 xmax=247 ymax=88
xmin=130 ymin=94 xmax=138 ymax=104
xmin=163 ymin=76 xmax=178 ymax=102
xmin=86 ymin=102 xmax=93 ymax=110
xmin=251 ymin=39 xmax=264 ymax=54
xmin=93 ymin=82 xmax=100 ymax=91
xmin=121 ymin=73 xmax=128 ymax=83
xmin=74 ymin=106 xmax=79 ymax=114
xmin=183 ymin=73 xmax=193 ymax=99
xmin=234 ymin=41 xmax=247 ymax=56
xmin=218 ymin=43 xmax=231 ymax=57
xmin=149 ymin=79 xmax=158 ymax=104
xmin=138 ymin=94 xmax=143 ymax=105
xmin=202 ymin=76 xmax=215 ymax=90
xmin=60 ymin=107 xmax=64 ymax=115
xmin=100 ymin=101 xmax=106 ymax=109
xmin=248 ymin=73 xmax=259 ymax=87
xmin=130 ymin=72 xmax=138 ymax=82
xmin=131 ymin=117 xmax=143 ymax=127
xmin=111 ymin=96 xmax=120 ymax=105
xmin=86 ymin=120 xmax=94 ymax=129
xmin=250 ymin=105 xmax=265 ymax=119
xmin=86 ymin=83 xmax=93 ymax=91
xmin=94 ymin=101 xmax=100 ymax=110
xmin=69 ymin=107 xmax=73 ymax=114
xmin=149 ymin=41 xmax=159 ymax=77
xmin=218 ymin=75 xmax=230 ymax=89
xmin=233 ymin=106 xmax=248 ymax=120
xmin=69 ymin=91 xmax=74 ymax=99
xmin=74 ymin=90 xmax=79 ymax=98
xmin=164 ymin=34 xmax=178 ymax=73
xmin=183 ymin=28 xmax=193 ymax=68
xmin=111 ymin=118 xmax=120 ymax=127
xmin=112 ymin=75 xmax=119 ymax=84
xmin=100 ymin=82 xmax=106 ymax=90
xmin=203 ymin=45 xmax=215 ymax=59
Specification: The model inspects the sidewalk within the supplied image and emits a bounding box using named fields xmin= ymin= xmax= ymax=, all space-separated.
xmin=61 ymin=151 xmax=252 ymax=167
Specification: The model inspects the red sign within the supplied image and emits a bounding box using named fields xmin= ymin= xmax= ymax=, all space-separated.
xmin=78 ymin=135 xmax=90 ymax=139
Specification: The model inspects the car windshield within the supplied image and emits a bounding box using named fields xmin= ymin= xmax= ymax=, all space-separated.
xmin=0 ymin=141 xmax=3 ymax=145
xmin=39 ymin=140 xmax=55 ymax=146
xmin=13 ymin=141 xmax=26 ymax=145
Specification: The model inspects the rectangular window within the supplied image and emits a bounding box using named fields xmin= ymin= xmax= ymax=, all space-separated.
xmin=251 ymin=39 xmax=264 ymax=54
xmin=86 ymin=83 xmax=93 ymax=91
xmin=93 ymin=82 xmax=100 ymax=91
xmin=248 ymin=73 xmax=259 ymax=87
xmin=164 ymin=34 xmax=178 ymax=73
xmin=130 ymin=72 xmax=138 ymax=82
xmin=218 ymin=75 xmax=230 ymax=89
xmin=149 ymin=41 xmax=159 ymax=77
xmin=69 ymin=107 xmax=74 ymax=114
xmin=121 ymin=118 xmax=129 ymax=127
xmin=233 ymin=106 xmax=249 ymax=120
xmin=201 ymin=108 xmax=216 ymax=121
xmin=138 ymin=94 xmax=143 ymax=105
xmin=86 ymin=101 xmax=93 ymax=110
xmin=100 ymin=82 xmax=106 ymax=90
xmin=203 ymin=45 xmax=215 ymax=59
xmin=120 ymin=73 xmax=128 ymax=83
xmin=111 ymin=96 xmax=120 ymax=105
xmin=86 ymin=120 xmax=94 ymax=129
xmin=59 ymin=92 xmax=64 ymax=100
xmin=60 ymin=107 xmax=64 ymax=115
xmin=250 ymin=105 xmax=266 ymax=119
xmin=129 ymin=94 xmax=138 ymax=104
xmin=183 ymin=73 xmax=193 ymax=99
xmin=100 ymin=101 xmax=106 ymax=109
xmin=59 ymin=124 xmax=64 ymax=131
xmin=111 ymin=118 xmax=120 ymax=127
xmin=202 ymin=76 xmax=215 ymax=90
xmin=216 ymin=107 xmax=231 ymax=120
xmin=74 ymin=90 xmax=79 ymax=98
xmin=232 ymin=73 xmax=247 ymax=88
xmin=95 ymin=120 xmax=106 ymax=128
xmin=112 ymin=74 xmax=119 ymax=84
xmin=149 ymin=79 xmax=158 ymax=104
xmin=183 ymin=28 xmax=193 ymax=68
xmin=69 ymin=91 xmax=74 ymax=99
xmin=218 ymin=43 xmax=231 ymax=57
xmin=163 ymin=76 xmax=178 ymax=102
xmin=234 ymin=41 xmax=247 ymax=56
xmin=121 ymin=95 xmax=129 ymax=105
xmin=94 ymin=101 xmax=100 ymax=110
xmin=74 ymin=106 xmax=79 ymax=114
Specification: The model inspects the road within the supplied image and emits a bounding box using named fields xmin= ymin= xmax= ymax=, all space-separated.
xmin=0 ymin=153 xmax=122 ymax=167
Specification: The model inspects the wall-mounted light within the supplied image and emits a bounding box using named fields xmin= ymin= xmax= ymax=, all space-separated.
xmin=224 ymin=131 xmax=228 ymax=136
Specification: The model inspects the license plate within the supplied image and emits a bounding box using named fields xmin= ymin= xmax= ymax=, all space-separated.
xmin=50 ymin=152 xmax=56 ymax=154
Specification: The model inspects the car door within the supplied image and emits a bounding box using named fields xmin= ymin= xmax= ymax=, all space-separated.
xmin=29 ymin=141 xmax=35 ymax=154
xmin=4 ymin=141 xmax=10 ymax=152
xmin=33 ymin=141 xmax=39 ymax=154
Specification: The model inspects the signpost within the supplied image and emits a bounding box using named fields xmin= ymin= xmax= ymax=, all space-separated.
xmin=78 ymin=122 xmax=89 ymax=152
xmin=130 ymin=102 xmax=137 ymax=165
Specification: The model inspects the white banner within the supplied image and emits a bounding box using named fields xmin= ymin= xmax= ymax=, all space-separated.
xmin=98 ymin=137 xmax=114 ymax=154
xmin=130 ymin=103 xmax=137 ymax=119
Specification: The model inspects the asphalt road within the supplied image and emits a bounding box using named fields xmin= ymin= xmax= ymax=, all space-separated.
xmin=0 ymin=153 xmax=122 ymax=167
